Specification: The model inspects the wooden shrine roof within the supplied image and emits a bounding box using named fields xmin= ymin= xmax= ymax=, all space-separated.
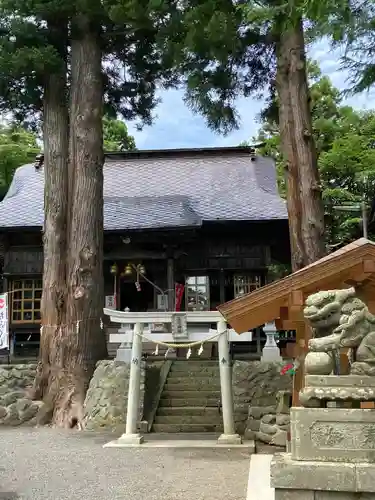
xmin=218 ymin=238 xmax=375 ymax=333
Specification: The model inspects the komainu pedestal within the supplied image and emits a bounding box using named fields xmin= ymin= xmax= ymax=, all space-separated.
xmin=271 ymin=287 xmax=375 ymax=500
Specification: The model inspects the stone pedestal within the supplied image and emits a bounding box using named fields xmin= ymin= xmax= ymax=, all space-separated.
xmin=271 ymin=376 xmax=375 ymax=499
xmin=116 ymin=343 xmax=132 ymax=363
xmin=272 ymin=454 xmax=375 ymax=499
xmin=290 ymin=407 xmax=375 ymax=463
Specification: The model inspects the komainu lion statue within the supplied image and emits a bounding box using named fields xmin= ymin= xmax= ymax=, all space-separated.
xmin=304 ymin=287 xmax=375 ymax=375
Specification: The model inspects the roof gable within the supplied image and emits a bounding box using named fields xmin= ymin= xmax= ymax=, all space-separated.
xmin=0 ymin=148 xmax=287 ymax=230
xmin=218 ymin=238 xmax=375 ymax=332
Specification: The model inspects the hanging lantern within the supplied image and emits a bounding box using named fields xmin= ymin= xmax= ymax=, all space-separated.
xmin=139 ymin=264 xmax=146 ymax=274
xmin=110 ymin=263 xmax=118 ymax=275
xmin=124 ymin=263 xmax=133 ymax=275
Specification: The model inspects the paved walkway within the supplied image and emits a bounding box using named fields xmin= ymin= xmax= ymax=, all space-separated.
xmin=246 ymin=455 xmax=274 ymax=500
xmin=0 ymin=428 xmax=251 ymax=500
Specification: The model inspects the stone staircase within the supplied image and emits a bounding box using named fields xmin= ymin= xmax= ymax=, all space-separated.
xmin=152 ymin=360 xmax=223 ymax=433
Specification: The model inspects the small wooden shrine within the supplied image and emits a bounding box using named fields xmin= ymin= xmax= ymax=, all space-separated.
xmin=218 ymin=238 xmax=375 ymax=405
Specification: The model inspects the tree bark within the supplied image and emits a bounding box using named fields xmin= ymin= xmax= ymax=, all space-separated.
xmin=50 ymin=14 xmax=107 ymax=428
xmin=276 ymin=41 xmax=305 ymax=272
xmin=33 ymin=59 xmax=69 ymax=409
xmin=276 ymin=18 xmax=326 ymax=270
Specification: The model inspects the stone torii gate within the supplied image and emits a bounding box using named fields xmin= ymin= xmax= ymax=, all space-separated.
xmin=102 ymin=308 xmax=277 ymax=446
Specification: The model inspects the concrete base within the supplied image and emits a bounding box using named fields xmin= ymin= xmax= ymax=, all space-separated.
xmin=261 ymin=346 xmax=282 ymax=362
xmin=275 ymin=491 xmax=373 ymax=499
xmin=103 ymin=433 xmax=254 ymax=450
xmin=104 ymin=433 xmax=144 ymax=447
xmin=217 ymin=433 xmax=242 ymax=445
xmin=247 ymin=454 xmax=274 ymax=500
xmin=271 ymin=453 xmax=375 ymax=493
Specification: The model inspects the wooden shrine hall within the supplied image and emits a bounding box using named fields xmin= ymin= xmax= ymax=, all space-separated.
xmin=218 ymin=237 xmax=375 ymax=406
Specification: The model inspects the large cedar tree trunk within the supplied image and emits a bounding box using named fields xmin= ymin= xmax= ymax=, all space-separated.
xmin=276 ymin=19 xmax=326 ymax=271
xmin=50 ymin=15 xmax=108 ymax=427
xmin=33 ymin=68 xmax=69 ymax=408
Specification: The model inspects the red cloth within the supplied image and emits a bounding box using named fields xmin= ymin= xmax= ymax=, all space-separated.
xmin=175 ymin=284 xmax=184 ymax=311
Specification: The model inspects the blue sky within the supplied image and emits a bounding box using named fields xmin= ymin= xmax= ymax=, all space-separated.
xmin=128 ymin=40 xmax=375 ymax=150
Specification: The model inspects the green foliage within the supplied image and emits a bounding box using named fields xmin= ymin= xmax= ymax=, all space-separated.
xmin=0 ymin=0 xmax=178 ymax=129
xmin=252 ymin=63 xmax=375 ymax=245
xmin=0 ymin=115 xmax=135 ymax=200
xmin=0 ymin=125 xmax=40 ymax=199
xmin=302 ymin=0 xmax=375 ymax=94
xmin=103 ymin=116 xmax=136 ymax=151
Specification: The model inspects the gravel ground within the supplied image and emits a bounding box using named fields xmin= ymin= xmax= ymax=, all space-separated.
xmin=0 ymin=428 xmax=250 ymax=500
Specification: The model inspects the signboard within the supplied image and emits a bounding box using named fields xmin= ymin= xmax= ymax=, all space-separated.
xmin=157 ymin=294 xmax=168 ymax=311
xmin=0 ymin=293 xmax=9 ymax=349
xmin=105 ymin=295 xmax=116 ymax=309
xmin=171 ymin=312 xmax=188 ymax=339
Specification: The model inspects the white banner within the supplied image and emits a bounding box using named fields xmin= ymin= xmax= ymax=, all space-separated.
xmin=0 ymin=293 xmax=9 ymax=349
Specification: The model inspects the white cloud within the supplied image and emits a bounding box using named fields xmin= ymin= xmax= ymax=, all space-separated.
xmin=128 ymin=41 xmax=374 ymax=150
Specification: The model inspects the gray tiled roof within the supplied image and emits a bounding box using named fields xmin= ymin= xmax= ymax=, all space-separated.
xmin=0 ymin=150 xmax=287 ymax=230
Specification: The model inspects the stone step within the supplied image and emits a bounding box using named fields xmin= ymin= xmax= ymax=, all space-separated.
xmin=155 ymin=413 xmax=223 ymax=424
xmin=165 ymin=377 xmax=220 ymax=385
xmin=157 ymin=406 xmax=222 ymax=416
xmin=159 ymin=398 xmax=220 ymax=408
xmin=168 ymin=370 xmax=219 ymax=378
xmin=170 ymin=364 xmax=220 ymax=373
xmin=161 ymin=390 xmax=221 ymax=399
xmin=164 ymin=380 xmax=220 ymax=392
xmin=172 ymin=361 xmax=218 ymax=365
xmin=152 ymin=423 xmax=224 ymax=433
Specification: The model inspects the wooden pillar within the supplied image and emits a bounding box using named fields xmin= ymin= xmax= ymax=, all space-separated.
xmin=292 ymin=319 xmax=312 ymax=406
xmin=167 ymin=258 xmax=174 ymax=311
xmin=219 ymin=269 xmax=225 ymax=304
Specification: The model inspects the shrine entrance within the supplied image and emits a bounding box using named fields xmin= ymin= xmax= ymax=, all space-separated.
xmin=119 ymin=279 xmax=154 ymax=312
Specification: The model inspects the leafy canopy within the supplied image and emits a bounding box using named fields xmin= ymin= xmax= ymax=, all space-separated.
xmin=251 ymin=62 xmax=375 ymax=245
xmin=0 ymin=0 xmax=178 ymax=130
xmin=103 ymin=116 xmax=136 ymax=152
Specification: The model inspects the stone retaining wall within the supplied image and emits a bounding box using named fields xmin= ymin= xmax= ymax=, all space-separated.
xmin=244 ymin=390 xmax=291 ymax=446
xmin=232 ymin=360 xmax=292 ymax=439
xmin=0 ymin=364 xmax=45 ymax=426
xmin=83 ymin=359 xmax=145 ymax=431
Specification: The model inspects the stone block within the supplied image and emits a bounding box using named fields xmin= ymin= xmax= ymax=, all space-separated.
xmin=260 ymin=422 xmax=278 ymax=435
xmin=247 ymin=419 xmax=261 ymax=431
xmin=355 ymin=462 xmax=375 ymax=492
xmin=300 ymin=375 xmax=375 ymax=407
xmin=248 ymin=406 xmax=276 ymax=419
xmin=305 ymin=375 xmax=375 ymax=388
xmin=290 ymin=407 xmax=375 ymax=463
xmin=244 ymin=430 xmax=256 ymax=440
xmin=262 ymin=413 xmax=277 ymax=424
xmin=271 ymin=453 xmax=356 ymax=492
xmin=315 ymin=494 xmax=363 ymax=500
xmin=255 ymin=431 xmax=272 ymax=443
xmin=274 ymin=490 xmax=314 ymax=500
xmin=276 ymin=414 xmax=290 ymax=426
xmin=271 ymin=429 xmax=288 ymax=447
